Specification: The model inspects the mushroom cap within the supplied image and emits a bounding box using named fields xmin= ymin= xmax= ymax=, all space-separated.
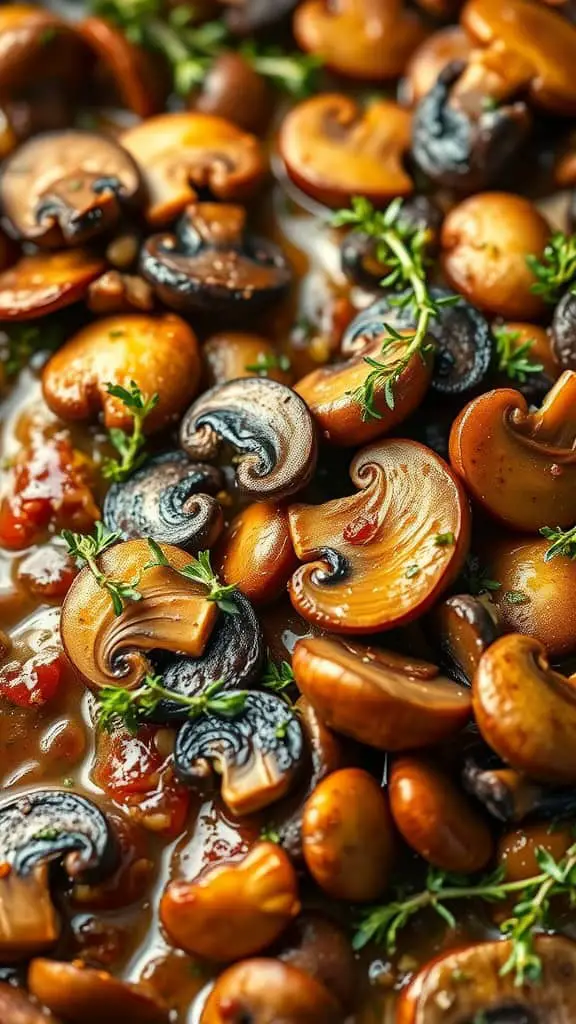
xmin=28 ymin=960 xmax=169 ymax=1024
xmin=200 ymin=958 xmax=342 ymax=1024
xmin=77 ymin=16 xmax=165 ymax=119
xmin=215 ymin=501 xmax=297 ymax=606
xmin=0 ymin=5 xmax=85 ymax=95
xmin=0 ymin=249 xmax=105 ymax=321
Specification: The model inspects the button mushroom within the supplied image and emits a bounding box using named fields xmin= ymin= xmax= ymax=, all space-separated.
xmin=292 ymin=636 xmax=471 ymax=750
xmin=160 ymin=842 xmax=300 ymax=960
xmin=277 ymin=913 xmax=357 ymax=1015
xmin=214 ymin=501 xmax=297 ymax=605
xmin=403 ymin=26 xmax=474 ymax=106
xmin=430 ymin=594 xmax=499 ymax=686
xmin=174 ymin=690 xmax=305 ymax=815
xmin=42 ymin=314 xmax=201 ymax=433
xmin=0 ymin=249 xmax=105 ymax=321
xmin=293 ymin=0 xmax=427 ymax=81
xmin=0 ymin=5 xmax=84 ymax=98
xmin=140 ymin=202 xmax=292 ymax=315
xmin=200 ymin=959 xmax=342 ymax=1024
xmin=474 ymin=634 xmax=576 ymax=783
xmin=288 ymin=438 xmax=470 ymax=633
xmin=192 ymin=52 xmax=273 ymax=134
xmin=77 ymin=16 xmax=166 ymax=119
xmin=279 ymin=95 xmax=413 ymax=208
xmin=103 ymin=452 xmax=224 ymax=552
xmin=204 ymin=331 xmax=292 ymax=387
xmin=180 ymin=378 xmax=318 ymax=502
xmin=0 ymin=983 xmax=60 ymax=1024
xmin=449 ymin=371 xmax=576 ymax=532
xmin=0 ymin=131 xmax=142 ymax=248
xmin=28 ymin=960 xmax=169 ymax=1024
xmin=121 ymin=112 xmax=266 ymax=226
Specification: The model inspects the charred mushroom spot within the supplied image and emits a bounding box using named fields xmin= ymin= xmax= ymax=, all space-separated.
xmin=180 ymin=377 xmax=318 ymax=502
xmin=174 ymin=691 xmax=305 ymax=815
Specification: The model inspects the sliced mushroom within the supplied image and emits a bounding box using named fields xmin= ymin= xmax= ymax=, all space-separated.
xmin=0 ymin=131 xmax=142 ymax=248
xmin=204 ymin=331 xmax=292 ymax=387
xmin=180 ymin=378 xmax=317 ymax=502
xmin=279 ymin=95 xmax=413 ymax=208
xmin=0 ymin=5 xmax=84 ymax=97
xmin=174 ymin=691 xmax=305 ymax=815
xmin=551 ymin=290 xmax=576 ymax=370
xmin=0 ymin=983 xmax=59 ymax=1024
xmin=214 ymin=502 xmax=297 ymax=605
xmin=87 ymin=271 xmax=154 ymax=316
xmin=121 ymin=112 xmax=266 ymax=226
xmin=61 ymin=539 xmax=218 ymax=693
xmin=103 ymin=452 xmax=224 ymax=551
xmin=293 ymin=0 xmax=427 ymax=80
xmin=474 ymin=634 xmax=576 ymax=783
xmin=140 ymin=202 xmax=292 ymax=315
xmin=430 ymin=594 xmax=499 ymax=685
xmin=42 ymin=314 xmax=201 ymax=432
xmin=277 ymin=913 xmax=357 ymax=1015
xmin=449 ymin=372 xmax=576 ymax=531
xmin=0 ymin=249 xmax=105 ymax=321
xmin=397 ymin=935 xmax=576 ymax=1023
xmin=292 ymin=636 xmax=471 ymax=750
xmin=403 ymin=26 xmax=474 ymax=107
xmin=463 ymin=757 xmax=550 ymax=823
xmin=200 ymin=959 xmax=342 ymax=1024
xmin=160 ymin=842 xmax=300 ymax=960
xmin=288 ymin=438 xmax=470 ymax=633
xmin=28 ymin=960 xmax=169 ymax=1024
xmin=77 ymin=16 xmax=166 ymax=119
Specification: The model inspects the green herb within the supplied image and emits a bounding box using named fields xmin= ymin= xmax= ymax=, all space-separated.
xmin=62 ymin=522 xmax=143 ymax=616
xmin=33 ymin=827 xmax=61 ymax=841
xmin=261 ymin=659 xmax=295 ymax=693
xmin=463 ymin=555 xmax=501 ymax=596
xmin=434 ymin=532 xmax=455 ymax=547
xmin=355 ymin=842 xmax=576 ymax=986
xmin=405 ymin=564 xmax=420 ymax=579
xmin=102 ymin=381 xmax=159 ymax=483
xmin=260 ymin=825 xmax=281 ymax=844
xmin=493 ymin=326 xmax=544 ymax=384
xmin=480 ymin=96 xmax=498 ymax=112
xmin=98 ymin=674 xmax=248 ymax=733
xmin=62 ymin=777 xmax=75 ymax=788
xmin=240 ymin=41 xmax=321 ymax=98
xmin=332 ymin=197 xmax=456 ymax=420
xmin=504 ymin=590 xmax=529 ymax=605
xmin=245 ymin=353 xmax=292 ymax=377
xmin=540 ymin=524 xmax=576 ymax=561
xmin=146 ymin=541 xmax=238 ymax=615
xmin=0 ymin=323 xmax=63 ymax=378
xmin=527 ymin=232 xmax=576 ymax=304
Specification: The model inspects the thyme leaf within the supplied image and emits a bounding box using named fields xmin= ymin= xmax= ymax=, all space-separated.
xmin=540 ymin=524 xmax=576 ymax=561
xmin=527 ymin=232 xmax=576 ymax=304
xmin=145 ymin=542 xmax=239 ymax=614
xmin=97 ymin=674 xmax=248 ymax=733
xmin=493 ymin=326 xmax=544 ymax=384
xmin=61 ymin=522 xmax=143 ymax=616
xmin=102 ymin=381 xmax=159 ymax=483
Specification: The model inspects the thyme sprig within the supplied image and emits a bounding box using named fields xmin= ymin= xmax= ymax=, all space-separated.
xmin=146 ymin=541 xmax=238 ymax=614
xmin=540 ymin=524 xmax=576 ymax=561
xmin=98 ymin=674 xmax=248 ymax=733
xmin=527 ymin=232 xmax=576 ymax=304
xmin=102 ymin=382 xmax=159 ymax=483
xmin=62 ymin=522 xmax=143 ymax=616
xmin=493 ymin=326 xmax=544 ymax=384
xmin=333 ymin=197 xmax=456 ymax=421
xmin=261 ymin=658 xmax=295 ymax=693
xmin=355 ymin=843 xmax=576 ymax=986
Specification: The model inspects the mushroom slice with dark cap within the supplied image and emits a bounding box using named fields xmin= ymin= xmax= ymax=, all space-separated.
xmin=28 ymin=960 xmax=169 ymax=1024
xmin=429 ymin=594 xmax=499 ymax=686
xmin=180 ymin=377 xmax=317 ymax=502
xmin=140 ymin=202 xmax=292 ymax=315
xmin=174 ymin=690 xmax=305 ymax=815
xmin=462 ymin=752 xmax=576 ymax=824
xmin=0 ymin=131 xmax=142 ymax=248
xmin=103 ymin=452 xmax=224 ymax=551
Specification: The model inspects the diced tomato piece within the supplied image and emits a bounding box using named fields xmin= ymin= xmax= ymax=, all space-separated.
xmin=18 ymin=544 xmax=78 ymax=599
xmin=0 ymin=649 xmax=64 ymax=708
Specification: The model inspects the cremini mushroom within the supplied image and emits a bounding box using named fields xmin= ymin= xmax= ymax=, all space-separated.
xmin=389 ymin=756 xmax=494 ymax=873
xmin=495 ymin=321 xmax=559 ymax=398
xmin=293 ymin=0 xmax=427 ymax=81
xmin=403 ymin=26 xmax=474 ymax=106
xmin=279 ymin=95 xmax=413 ymax=208
xmin=288 ymin=438 xmax=470 ymax=633
xmin=277 ymin=913 xmax=357 ymax=1015
xmin=160 ymin=842 xmax=300 ymax=960
xmin=103 ymin=453 xmax=224 ymax=552
xmin=0 ymin=131 xmax=142 ymax=248
xmin=42 ymin=314 xmax=201 ymax=432
xmin=0 ymin=249 xmax=105 ymax=321
xmin=497 ymin=821 xmax=576 ymax=883
xmin=0 ymin=5 xmax=84 ymax=98
xmin=301 ymin=768 xmax=395 ymax=902
xmin=180 ymin=378 xmax=318 ymax=502
xmin=192 ymin=52 xmax=272 ymax=134
xmin=28 ymin=960 xmax=169 ymax=1024
xmin=397 ymin=935 xmax=576 ymax=1023
xmin=473 ymin=634 xmax=576 ymax=783
xmin=174 ymin=690 xmax=305 ymax=815
xmin=200 ymin=959 xmax=342 ymax=1024
xmin=77 ymin=16 xmax=166 ymax=119
xmin=430 ymin=594 xmax=499 ymax=685
xmin=449 ymin=371 xmax=576 ymax=531
xmin=203 ymin=331 xmax=292 ymax=387
xmin=121 ymin=112 xmax=266 ymax=226
xmin=292 ymin=636 xmax=471 ymax=750
xmin=214 ymin=502 xmax=297 ymax=605
xmin=140 ymin=202 xmax=292 ymax=314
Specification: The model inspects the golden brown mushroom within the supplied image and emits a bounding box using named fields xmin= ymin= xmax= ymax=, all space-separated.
xmin=203 ymin=332 xmax=292 ymax=387
xmin=403 ymin=26 xmax=474 ymax=106
xmin=215 ymin=502 xmax=297 ymax=605
xmin=0 ymin=249 xmax=105 ymax=321
xmin=0 ymin=983 xmax=59 ymax=1024
xmin=430 ymin=594 xmax=499 ymax=685
xmin=497 ymin=821 xmax=575 ymax=883
xmin=201 ymin=959 xmax=343 ymax=1024
xmin=28 ymin=960 xmax=169 ymax=1024
xmin=0 ymin=5 xmax=84 ymax=98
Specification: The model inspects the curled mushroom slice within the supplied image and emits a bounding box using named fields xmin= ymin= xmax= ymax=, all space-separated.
xmin=140 ymin=202 xmax=292 ymax=315
xmin=28 ymin=960 xmax=169 ymax=1024
xmin=474 ymin=634 xmax=576 ymax=784
xmin=180 ymin=378 xmax=317 ymax=502
xmin=0 ymin=131 xmax=142 ymax=248
xmin=61 ymin=539 xmax=218 ymax=693
xmin=279 ymin=95 xmax=413 ymax=208
xmin=0 ymin=984 xmax=59 ymax=1024
xmin=174 ymin=691 xmax=305 ymax=815
xmin=292 ymin=637 xmax=471 ymax=750
xmin=201 ymin=959 xmax=342 ymax=1024
xmin=214 ymin=502 xmax=297 ymax=605
xmin=121 ymin=112 xmax=266 ymax=226
xmin=288 ymin=439 xmax=470 ymax=633
xmin=293 ymin=0 xmax=427 ymax=80
xmin=0 ymin=249 xmax=105 ymax=321
xmin=42 ymin=314 xmax=201 ymax=433
xmin=160 ymin=842 xmax=300 ymax=961
xmin=430 ymin=594 xmax=499 ymax=686
xmin=397 ymin=935 xmax=576 ymax=1024
xmin=103 ymin=452 xmax=224 ymax=552
xmin=449 ymin=372 xmax=576 ymax=531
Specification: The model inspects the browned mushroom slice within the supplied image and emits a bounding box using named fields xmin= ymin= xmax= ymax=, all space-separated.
xmin=0 ymin=866 xmax=59 ymax=963
xmin=87 ymin=271 xmax=154 ymax=315
xmin=28 ymin=960 xmax=169 ymax=1024
xmin=430 ymin=594 xmax=499 ymax=685
xmin=140 ymin=203 xmax=292 ymax=315
xmin=0 ymin=249 xmax=105 ymax=321
xmin=201 ymin=959 xmax=342 ymax=1024
xmin=0 ymin=131 xmax=142 ymax=248
xmin=0 ymin=983 xmax=59 ymax=1024
xmin=77 ymin=16 xmax=166 ymax=119
xmin=0 ymin=6 xmax=85 ymax=96
xmin=121 ymin=112 xmax=266 ymax=226
xmin=180 ymin=378 xmax=317 ymax=502
xmin=214 ymin=501 xmax=297 ymax=606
